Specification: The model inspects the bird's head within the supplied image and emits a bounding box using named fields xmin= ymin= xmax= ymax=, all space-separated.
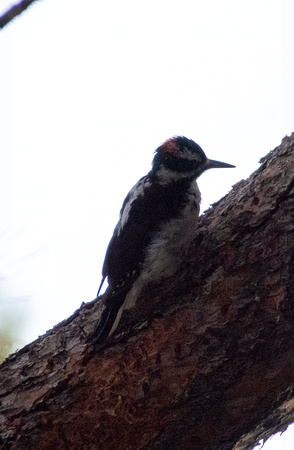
xmin=152 ymin=136 xmax=235 ymax=184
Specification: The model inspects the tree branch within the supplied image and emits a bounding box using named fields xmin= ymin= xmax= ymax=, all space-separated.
xmin=1 ymin=133 xmax=294 ymax=449
xmin=0 ymin=0 xmax=39 ymax=29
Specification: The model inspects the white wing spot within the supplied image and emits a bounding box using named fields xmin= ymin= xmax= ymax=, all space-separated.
xmin=116 ymin=178 xmax=151 ymax=235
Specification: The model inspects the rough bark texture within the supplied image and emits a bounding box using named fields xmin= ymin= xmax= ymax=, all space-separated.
xmin=1 ymin=134 xmax=294 ymax=449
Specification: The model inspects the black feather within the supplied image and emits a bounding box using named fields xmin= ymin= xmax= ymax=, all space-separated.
xmin=101 ymin=172 xmax=192 ymax=294
xmin=87 ymin=290 xmax=125 ymax=344
xmin=96 ymin=277 xmax=105 ymax=297
xmin=89 ymin=172 xmax=194 ymax=343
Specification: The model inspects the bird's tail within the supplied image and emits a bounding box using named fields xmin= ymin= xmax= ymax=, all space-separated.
xmin=97 ymin=276 xmax=105 ymax=297
xmin=87 ymin=291 xmax=125 ymax=344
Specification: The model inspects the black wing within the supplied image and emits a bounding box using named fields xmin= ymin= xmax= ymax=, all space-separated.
xmin=100 ymin=174 xmax=154 ymax=295
xmin=98 ymin=173 xmax=191 ymax=296
xmin=91 ymin=174 xmax=192 ymax=343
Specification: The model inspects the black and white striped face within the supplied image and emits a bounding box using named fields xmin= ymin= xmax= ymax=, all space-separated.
xmin=152 ymin=136 xmax=234 ymax=184
xmin=152 ymin=136 xmax=207 ymax=182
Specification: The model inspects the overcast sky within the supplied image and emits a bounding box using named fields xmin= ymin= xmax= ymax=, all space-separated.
xmin=0 ymin=1 xmax=294 ymax=447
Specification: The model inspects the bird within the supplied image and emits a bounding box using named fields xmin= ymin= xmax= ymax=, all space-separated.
xmin=88 ymin=136 xmax=235 ymax=344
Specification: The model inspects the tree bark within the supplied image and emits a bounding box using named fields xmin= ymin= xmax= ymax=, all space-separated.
xmin=1 ymin=134 xmax=294 ymax=450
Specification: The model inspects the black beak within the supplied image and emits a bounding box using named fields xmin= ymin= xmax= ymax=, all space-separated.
xmin=206 ymin=158 xmax=235 ymax=170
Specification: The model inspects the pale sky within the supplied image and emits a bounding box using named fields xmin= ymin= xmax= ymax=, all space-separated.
xmin=0 ymin=1 xmax=294 ymax=448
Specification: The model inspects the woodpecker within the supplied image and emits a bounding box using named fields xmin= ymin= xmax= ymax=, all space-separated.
xmin=89 ymin=136 xmax=235 ymax=344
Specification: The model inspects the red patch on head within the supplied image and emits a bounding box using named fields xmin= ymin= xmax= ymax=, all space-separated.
xmin=162 ymin=138 xmax=179 ymax=155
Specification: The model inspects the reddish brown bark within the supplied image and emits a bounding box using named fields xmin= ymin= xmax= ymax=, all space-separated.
xmin=1 ymin=134 xmax=294 ymax=449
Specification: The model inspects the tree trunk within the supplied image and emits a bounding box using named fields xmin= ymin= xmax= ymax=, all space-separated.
xmin=1 ymin=134 xmax=294 ymax=450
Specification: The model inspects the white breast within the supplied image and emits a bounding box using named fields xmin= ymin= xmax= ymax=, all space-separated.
xmin=124 ymin=181 xmax=200 ymax=310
